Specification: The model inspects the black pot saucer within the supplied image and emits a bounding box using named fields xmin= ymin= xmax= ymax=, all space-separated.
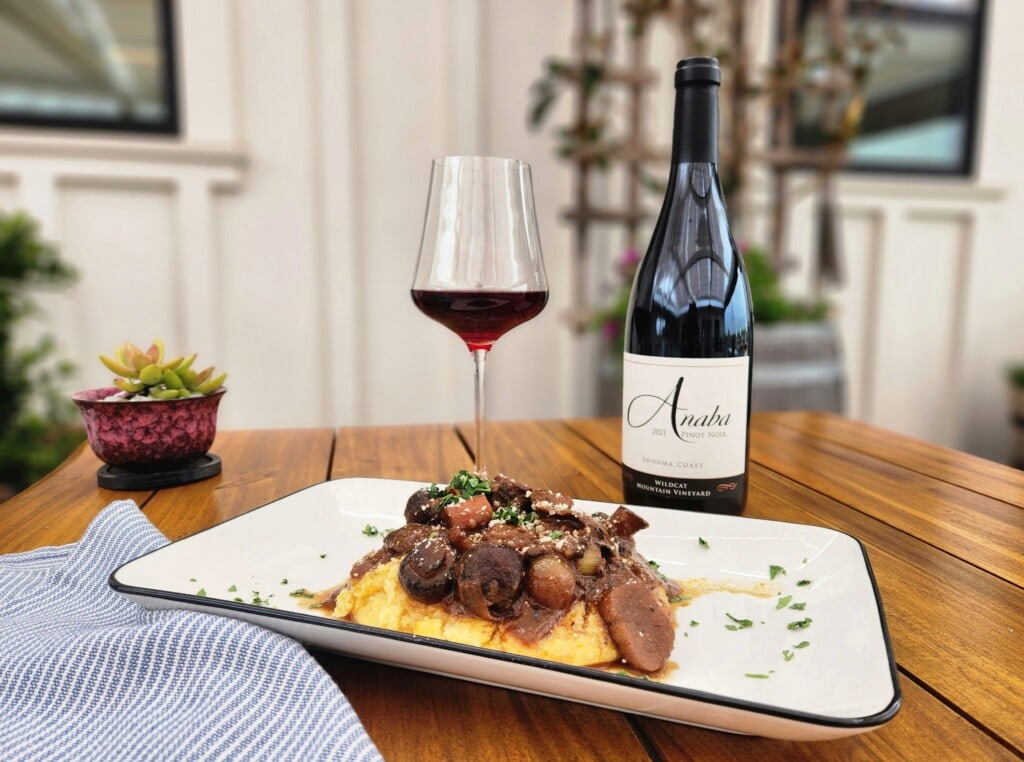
xmin=97 ymin=453 xmax=222 ymax=490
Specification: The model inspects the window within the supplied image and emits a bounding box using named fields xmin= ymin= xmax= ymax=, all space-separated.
xmin=793 ymin=0 xmax=987 ymax=175
xmin=0 ymin=0 xmax=178 ymax=135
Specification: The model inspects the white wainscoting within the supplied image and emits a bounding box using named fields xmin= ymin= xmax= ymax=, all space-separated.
xmin=772 ymin=177 xmax=1010 ymax=460
xmin=2 ymin=0 xmax=1022 ymax=466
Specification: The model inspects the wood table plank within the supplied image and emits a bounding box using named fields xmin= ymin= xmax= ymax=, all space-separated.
xmin=749 ymin=417 xmax=1024 ymax=586
xmin=633 ymin=675 xmax=1019 ymax=762
xmin=572 ymin=415 xmax=1024 ymax=586
xmin=456 ymin=419 xmax=624 ymax=503
xmin=561 ymin=417 xmax=1024 ymax=758
xmin=142 ymin=428 xmax=335 ymax=540
xmin=763 ymin=411 xmax=1024 ymax=508
xmin=750 ymin=465 xmax=1024 ymax=755
xmin=318 ymin=654 xmax=653 ymax=762
xmin=7 ymin=418 xmax=1019 ymax=759
xmin=325 ymin=422 xmax=654 ymax=761
xmin=0 ymin=443 xmax=153 ymax=553
xmin=332 ymin=423 xmax=471 ymax=482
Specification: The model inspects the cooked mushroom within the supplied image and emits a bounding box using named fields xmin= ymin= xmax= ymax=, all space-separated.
xmin=455 ymin=544 xmax=524 ymax=620
xmin=404 ymin=488 xmax=438 ymax=524
xmin=383 ymin=523 xmax=433 ymax=555
xmin=398 ymin=537 xmax=455 ymax=603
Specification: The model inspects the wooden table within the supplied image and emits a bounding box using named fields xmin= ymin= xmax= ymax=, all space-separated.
xmin=3 ymin=412 xmax=1022 ymax=760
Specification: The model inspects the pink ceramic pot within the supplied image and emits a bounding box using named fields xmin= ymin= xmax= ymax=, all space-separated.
xmin=72 ymin=387 xmax=226 ymax=466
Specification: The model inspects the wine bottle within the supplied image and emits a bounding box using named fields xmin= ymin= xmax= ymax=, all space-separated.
xmin=621 ymin=57 xmax=753 ymax=514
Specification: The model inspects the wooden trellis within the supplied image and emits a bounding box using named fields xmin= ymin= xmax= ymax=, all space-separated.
xmin=540 ymin=0 xmax=863 ymax=329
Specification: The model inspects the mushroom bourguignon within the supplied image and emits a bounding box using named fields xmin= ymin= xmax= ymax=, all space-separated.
xmin=329 ymin=471 xmax=682 ymax=674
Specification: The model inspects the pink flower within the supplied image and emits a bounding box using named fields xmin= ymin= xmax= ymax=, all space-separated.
xmin=620 ymin=247 xmax=641 ymax=267
xmin=602 ymin=319 xmax=621 ymax=339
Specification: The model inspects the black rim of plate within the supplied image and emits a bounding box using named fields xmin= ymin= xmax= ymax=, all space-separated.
xmin=108 ymin=478 xmax=903 ymax=732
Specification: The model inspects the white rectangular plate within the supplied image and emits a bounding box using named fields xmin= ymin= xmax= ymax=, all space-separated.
xmin=111 ymin=478 xmax=900 ymax=741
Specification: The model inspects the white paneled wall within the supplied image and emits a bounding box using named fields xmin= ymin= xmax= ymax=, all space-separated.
xmin=790 ymin=180 xmax=1007 ymax=454
xmin=1 ymin=0 xmax=1022 ymax=466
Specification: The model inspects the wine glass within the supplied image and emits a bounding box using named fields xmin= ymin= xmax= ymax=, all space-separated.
xmin=411 ymin=156 xmax=548 ymax=473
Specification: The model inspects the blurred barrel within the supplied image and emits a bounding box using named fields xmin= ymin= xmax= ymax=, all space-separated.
xmin=752 ymin=322 xmax=845 ymax=413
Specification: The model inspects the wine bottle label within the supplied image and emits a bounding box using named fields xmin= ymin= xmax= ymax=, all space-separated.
xmin=622 ymin=353 xmax=750 ymax=482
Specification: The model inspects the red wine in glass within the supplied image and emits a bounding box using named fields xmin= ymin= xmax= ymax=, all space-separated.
xmin=411 ymin=156 xmax=548 ymax=473
xmin=411 ymin=289 xmax=548 ymax=352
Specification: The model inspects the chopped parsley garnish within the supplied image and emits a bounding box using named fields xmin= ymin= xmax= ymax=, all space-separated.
xmin=549 ymin=530 xmax=564 ymax=540
xmin=689 ymin=620 xmax=700 ymax=627
xmin=196 ymin=588 xmax=207 ymax=597
xmin=783 ymin=650 xmax=795 ymax=662
xmin=794 ymin=641 xmax=811 ymax=649
xmin=429 ymin=470 xmax=491 ymax=508
xmin=796 ymin=579 xmax=812 ymax=587
xmin=698 ymin=536 xmax=710 ymax=549
xmin=776 ymin=595 xmax=792 ymax=610
xmin=280 ymin=578 xmax=288 ymax=585
xmin=362 ymin=524 xmax=381 ymax=536
xmin=725 ymin=613 xmax=753 ymax=631
xmin=289 ymin=588 xmax=315 ymax=599
xmin=769 ymin=565 xmax=786 ymax=580
xmin=227 ymin=584 xmax=237 ymax=592
xmin=250 ymin=591 xmax=273 ymax=606
xmin=492 ymin=505 xmax=538 ymax=526
xmin=647 ymin=559 xmax=669 ymax=582
xmin=745 ymin=672 xmax=772 ymax=679
xmin=789 ymin=602 xmax=806 ymax=610
xmin=788 ymin=617 xmax=813 ymax=631
xmin=189 ymin=577 xmax=197 ymax=583
xmin=319 ymin=553 xmax=327 ymax=559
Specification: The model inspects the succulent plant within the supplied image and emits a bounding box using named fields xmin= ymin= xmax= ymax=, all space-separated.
xmin=99 ymin=339 xmax=226 ymax=400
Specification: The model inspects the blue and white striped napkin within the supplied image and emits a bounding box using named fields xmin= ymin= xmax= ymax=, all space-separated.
xmin=0 ymin=500 xmax=382 ymax=761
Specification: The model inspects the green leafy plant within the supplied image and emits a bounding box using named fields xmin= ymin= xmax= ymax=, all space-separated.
xmin=0 ymin=211 xmax=83 ymax=498
xmin=592 ymin=244 xmax=831 ymax=355
xmin=1008 ymin=364 xmax=1024 ymax=389
xmin=742 ymin=247 xmax=829 ymax=325
xmin=99 ymin=339 xmax=226 ymax=400
xmin=592 ymin=247 xmax=641 ymax=355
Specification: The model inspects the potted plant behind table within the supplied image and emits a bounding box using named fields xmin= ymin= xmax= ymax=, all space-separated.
xmin=72 ymin=339 xmax=227 ymax=489
xmin=593 ymin=244 xmax=845 ymax=414
xmin=742 ymin=246 xmax=845 ymax=414
xmin=1008 ymin=363 xmax=1024 ymax=469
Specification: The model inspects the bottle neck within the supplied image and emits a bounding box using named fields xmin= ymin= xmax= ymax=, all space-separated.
xmin=671 ymin=83 xmax=719 ymax=165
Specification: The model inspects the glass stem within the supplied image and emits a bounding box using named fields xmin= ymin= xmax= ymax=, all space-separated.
xmin=472 ymin=348 xmax=488 ymax=473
